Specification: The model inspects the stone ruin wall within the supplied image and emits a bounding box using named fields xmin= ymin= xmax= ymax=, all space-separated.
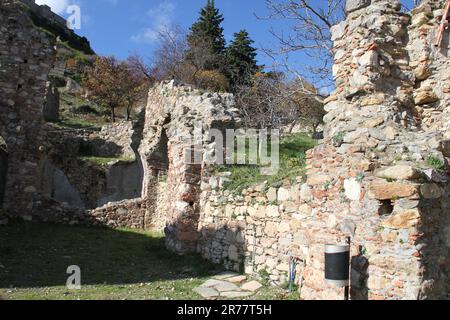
xmin=0 ymin=0 xmax=149 ymax=229
xmin=1 ymin=0 xmax=449 ymax=301
xmin=194 ymin=0 xmax=450 ymax=300
xmin=0 ymin=0 xmax=57 ymax=218
xmin=137 ymin=82 xmax=240 ymax=252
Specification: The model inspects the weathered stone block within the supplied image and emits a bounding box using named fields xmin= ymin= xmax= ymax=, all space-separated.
xmin=345 ymin=0 xmax=371 ymax=13
xmin=381 ymin=209 xmax=421 ymax=229
xmin=344 ymin=178 xmax=361 ymax=201
xmin=369 ymin=181 xmax=419 ymax=200
xmin=266 ymin=205 xmax=279 ymax=218
xmin=277 ymin=187 xmax=291 ymax=201
xmin=420 ymin=184 xmax=443 ymax=199
xmin=266 ymin=187 xmax=277 ymax=202
xmin=43 ymin=81 xmax=60 ymax=122
xmin=414 ymin=90 xmax=439 ymax=105
xmin=375 ymin=165 xmax=420 ymax=181
xmin=307 ymin=174 xmax=331 ymax=186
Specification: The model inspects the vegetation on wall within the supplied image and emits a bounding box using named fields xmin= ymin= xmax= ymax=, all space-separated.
xmin=216 ymin=133 xmax=316 ymax=194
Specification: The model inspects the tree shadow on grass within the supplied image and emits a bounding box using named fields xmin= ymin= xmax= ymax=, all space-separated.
xmin=0 ymin=222 xmax=222 ymax=289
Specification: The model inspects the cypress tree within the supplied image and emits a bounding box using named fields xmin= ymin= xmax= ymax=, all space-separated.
xmin=186 ymin=0 xmax=226 ymax=70
xmin=226 ymin=30 xmax=259 ymax=88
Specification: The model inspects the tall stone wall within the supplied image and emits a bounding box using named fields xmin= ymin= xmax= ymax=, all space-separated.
xmin=138 ymin=81 xmax=240 ymax=253
xmin=0 ymin=0 xmax=57 ymax=217
xmin=193 ymin=0 xmax=450 ymax=300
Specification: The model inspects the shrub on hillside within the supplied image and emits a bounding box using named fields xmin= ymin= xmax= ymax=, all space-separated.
xmin=195 ymin=70 xmax=230 ymax=92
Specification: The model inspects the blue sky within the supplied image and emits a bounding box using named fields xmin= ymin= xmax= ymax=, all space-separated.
xmin=38 ymin=0 xmax=282 ymax=67
xmin=38 ymin=0 xmax=418 ymax=73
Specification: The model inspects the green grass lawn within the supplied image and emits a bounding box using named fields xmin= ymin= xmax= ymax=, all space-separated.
xmin=216 ymin=133 xmax=316 ymax=194
xmin=57 ymin=93 xmax=108 ymax=130
xmin=0 ymin=223 xmax=293 ymax=300
xmin=79 ymin=156 xmax=136 ymax=166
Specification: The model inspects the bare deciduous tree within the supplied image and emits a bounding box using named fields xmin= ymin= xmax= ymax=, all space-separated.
xmin=153 ymin=25 xmax=190 ymax=82
xmin=84 ymin=57 xmax=125 ymax=122
xmin=84 ymin=56 xmax=149 ymax=122
xmin=259 ymin=0 xmax=345 ymax=98
xmin=122 ymin=59 xmax=150 ymax=121
xmin=126 ymin=53 xmax=157 ymax=82
xmin=235 ymin=71 xmax=324 ymax=132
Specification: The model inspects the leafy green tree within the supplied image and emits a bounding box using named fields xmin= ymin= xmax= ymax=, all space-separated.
xmin=186 ymin=0 xmax=226 ymax=71
xmin=226 ymin=30 xmax=259 ymax=88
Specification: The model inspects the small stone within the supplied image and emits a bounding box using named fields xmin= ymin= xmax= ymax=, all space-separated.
xmin=194 ymin=286 xmax=219 ymax=299
xmin=241 ymin=280 xmax=263 ymax=292
xmin=307 ymin=174 xmax=331 ymax=186
xmin=340 ymin=220 xmax=357 ymax=236
xmin=358 ymin=51 xmax=378 ymax=67
xmin=266 ymin=205 xmax=279 ymax=218
xmin=414 ymin=65 xmax=432 ymax=81
xmin=381 ymin=209 xmax=421 ymax=229
xmin=395 ymin=199 xmax=420 ymax=210
xmin=415 ymin=90 xmax=439 ymax=105
xmin=375 ymin=165 xmax=420 ymax=181
xmin=363 ymin=117 xmax=384 ymax=128
xmin=384 ymin=127 xmax=397 ymax=140
xmin=202 ymin=279 xmax=223 ymax=287
xmin=277 ymin=187 xmax=291 ymax=201
xmin=264 ymin=221 xmax=278 ymax=236
xmin=300 ymin=183 xmax=312 ymax=201
xmin=117 ymin=208 xmax=128 ymax=215
xmin=344 ymin=178 xmax=361 ymax=201
xmin=420 ymin=184 xmax=443 ymax=199
xmin=411 ymin=12 xmax=430 ymax=28
xmin=215 ymin=281 xmax=241 ymax=292
xmin=266 ymin=188 xmax=277 ymax=202
xmin=227 ymin=276 xmax=247 ymax=284
xmin=298 ymin=204 xmax=312 ymax=216
xmin=24 ymin=186 xmax=37 ymax=193
xmin=346 ymin=0 xmax=371 ymax=13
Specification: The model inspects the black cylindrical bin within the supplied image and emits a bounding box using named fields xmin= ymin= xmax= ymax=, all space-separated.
xmin=325 ymin=244 xmax=350 ymax=287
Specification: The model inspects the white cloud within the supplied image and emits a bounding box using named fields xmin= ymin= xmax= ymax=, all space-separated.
xmin=35 ymin=0 xmax=70 ymax=14
xmin=131 ymin=1 xmax=176 ymax=44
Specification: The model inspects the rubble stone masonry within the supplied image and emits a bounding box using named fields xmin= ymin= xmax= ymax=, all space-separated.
xmin=0 ymin=0 xmax=57 ymax=216
xmin=0 ymin=0 xmax=449 ymax=300
xmin=195 ymin=0 xmax=450 ymax=300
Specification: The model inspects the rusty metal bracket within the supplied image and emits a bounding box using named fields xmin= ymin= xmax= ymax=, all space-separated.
xmin=435 ymin=0 xmax=450 ymax=47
